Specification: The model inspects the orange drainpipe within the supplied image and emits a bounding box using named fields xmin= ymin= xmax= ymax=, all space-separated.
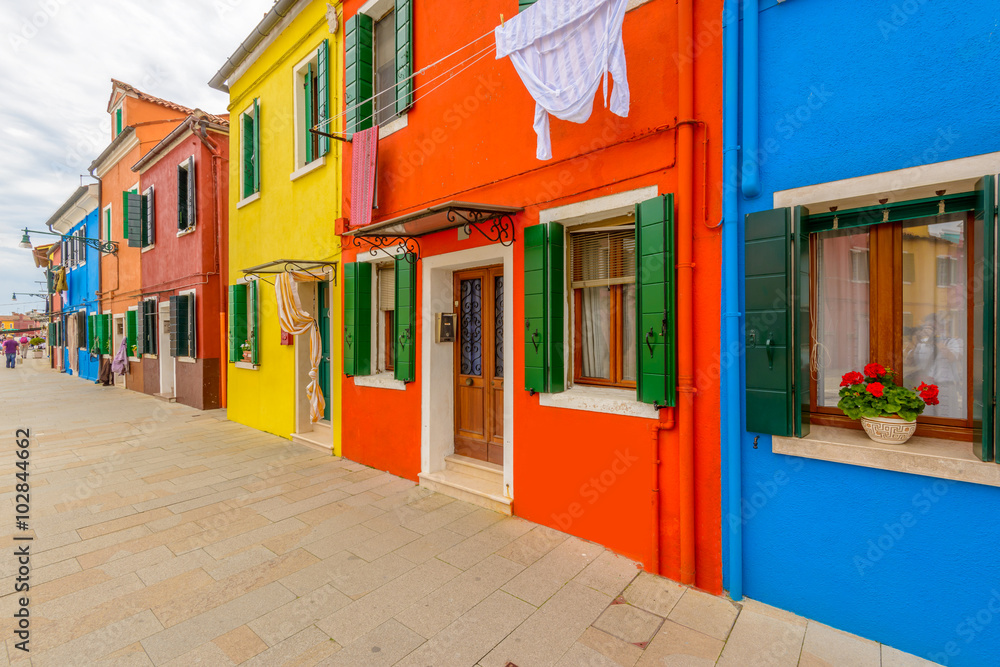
xmin=650 ymin=406 xmax=675 ymax=575
xmin=676 ymin=0 xmax=697 ymax=586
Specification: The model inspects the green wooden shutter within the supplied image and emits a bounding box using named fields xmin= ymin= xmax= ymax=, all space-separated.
xmin=317 ymin=39 xmax=330 ymax=156
xmin=305 ymin=61 xmax=315 ymax=164
xmin=142 ymin=188 xmax=155 ymax=246
xmin=744 ymin=206 xmax=810 ymax=438
xmin=523 ymin=223 xmax=564 ymax=394
xmin=394 ymin=254 xmax=417 ymax=382
xmin=104 ymin=314 xmax=112 ymax=354
xmin=136 ymin=300 xmax=145 ymax=356
xmin=395 ymin=0 xmax=413 ymax=114
xmin=186 ymin=157 xmax=196 ymax=228
xmin=519 ymin=0 xmax=537 ymax=12
xmin=169 ymin=296 xmax=183 ymax=357
xmin=122 ymin=191 xmax=129 ymax=240
xmin=253 ymin=99 xmax=261 ymax=194
xmin=228 ymin=285 xmax=245 ymax=363
xmin=88 ymin=314 xmax=96 ymax=353
xmin=344 ymin=262 xmax=372 ymax=376
xmin=188 ymin=293 xmax=197 ymax=358
xmin=345 ymin=13 xmax=374 ymax=135
xmin=127 ymin=310 xmax=137 ymax=356
xmin=242 ymin=112 xmax=254 ymax=199
xmin=635 ymin=194 xmax=676 ymax=407
xmin=974 ymin=175 xmax=997 ymax=462
xmin=249 ymin=281 xmax=260 ymax=365
xmin=125 ymin=192 xmax=142 ymax=248
xmin=115 ymin=108 xmax=122 ymax=136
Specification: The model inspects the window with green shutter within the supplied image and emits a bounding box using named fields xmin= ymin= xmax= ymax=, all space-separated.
xmin=523 ymin=223 xmax=564 ymax=394
xmin=169 ymin=295 xmax=189 ymax=358
xmin=394 ymin=254 xmax=416 ymax=383
xmin=125 ymin=191 xmax=141 ymax=247
xmin=228 ymin=284 xmax=247 ymax=363
xmin=177 ymin=157 xmax=195 ymax=231
xmin=136 ymin=300 xmax=145 ymax=356
xmin=248 ymin=281 xmax=260 ymax=365
xmin=974 ymin=175 xmax=998 ymax=462
xmin=345 ymin=13 xmax=374 ymax=135
xmin=142 ymin=299 xmax=158 ymax=355
xmin=141 ymin=186 xmax=155 ymax=247
xmin=241 ymin=101 xmax=260 ymax=199
xmin=395 ymin=0 xmax=413 ymax=114
xmin=88 ymin=313 xmax=96 ymax=354
xmin=344 ymin=262 xmax=372 ymax=376
xmin=114 ymin=107 xmax=122 ymax=137
xmin=518 ymin=0 xmax=538 ymax=12
xmin=298 ymin=39 xmax=330 ymax=166
xmin=317 ymin=38 xmax=330 ymax=156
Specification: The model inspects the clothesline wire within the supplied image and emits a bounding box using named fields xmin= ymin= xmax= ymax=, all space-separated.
xmin=315 ymin=26 xmax=498 ymax=131
xmin=334 ymin=43 xmax=497 ymax=135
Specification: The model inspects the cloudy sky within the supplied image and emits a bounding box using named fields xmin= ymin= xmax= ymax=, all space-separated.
xmin=0 ymin=0 xmax=276 ymax=316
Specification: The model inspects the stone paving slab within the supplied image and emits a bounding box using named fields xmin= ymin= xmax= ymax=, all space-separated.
xmin=0 ymin=359 xmax=940 ymax=665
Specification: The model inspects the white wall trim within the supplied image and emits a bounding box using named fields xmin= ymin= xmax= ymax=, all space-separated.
xmin=421 ymin=242 xmax=514 ymax=497
xmin=354 ymin=372 xmax=406 ymax=391
xmin=237 ymin=192 xmax=261 ymax=209
xmin=290 ymin=156 xmax=326 ymax=181
xmin=540 ymin=185 xmax=658 ymax=226
xmin=774 ymin=151 xmax=1000 ymax=211
xmin=359 ymin=0 xmax=394 ymax=19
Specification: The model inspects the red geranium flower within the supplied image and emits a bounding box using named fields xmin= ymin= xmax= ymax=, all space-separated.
xmin=918 ymin=383 xmax=940 ymax=406
xmin=864 ymin=363 xmax=886 ymax=379
xmin=840 ymin=371 xmax=864 ymax=387
xmin=866 ymin=382 xmax=884 ymax=398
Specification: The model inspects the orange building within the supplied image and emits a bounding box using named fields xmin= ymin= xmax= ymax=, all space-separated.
xmin=338 ymin=0 xmax=723 ymax=591
xmin=89 ymin=80 xmax=211 ymax=391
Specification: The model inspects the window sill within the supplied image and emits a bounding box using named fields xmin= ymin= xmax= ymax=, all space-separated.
xmin=290 ymin=156 xmax=326 ymax=182
xmin=176 ymin=357 xmax=196 ymax=364
xmin=177 ymin=227 xmax=196 ymax=238
xmin=237 ymin=192 xmax=260 ymax=209
xmin=773 ymin=425 xmax=1000 ymax=488
xmin=143 ymin=354 xmax=157 ymax=360
xmin=378 ymin=114 xmax=408 ymax=140
xmin=141 ymin=245 xmax=155 ymax=253
xmin=539 ymin=385 xmax=659 ymax=420
xmin=354 ymin=371 xmax=406 ymax=391
xmin=128 ymin=356 xmax=140 ymax=362
xmin=234 ymin=361 xmax=258 ymax=370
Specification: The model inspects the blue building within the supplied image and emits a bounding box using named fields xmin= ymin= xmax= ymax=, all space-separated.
xmin=47 ymin=184 xmax=102 ymax=382
xmin=722 ymin=1 xmax=1000 ymax=664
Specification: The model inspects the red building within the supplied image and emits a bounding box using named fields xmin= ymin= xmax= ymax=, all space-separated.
xmin=130 ymin=113 xmax=230 ymax=409
xmin=338 ymin=0 xmax=723 ymax=591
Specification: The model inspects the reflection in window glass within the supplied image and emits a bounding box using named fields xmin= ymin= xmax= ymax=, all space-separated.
xmin=902 ymin=218 xmax=967 ymax=419
xmin=815 ymin=230 xmax=870 ymax=407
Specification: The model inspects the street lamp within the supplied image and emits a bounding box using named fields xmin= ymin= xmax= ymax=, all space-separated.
xmin=18 ymin=228 xmax=118 ymax=255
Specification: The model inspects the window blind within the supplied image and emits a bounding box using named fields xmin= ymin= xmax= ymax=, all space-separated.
xmin=379 ymin=265 xmax=395 ymax=311
xmin=570 ymin=227 xmax=636 ymax=288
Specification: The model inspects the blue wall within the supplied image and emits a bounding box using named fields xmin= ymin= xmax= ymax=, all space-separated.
xmin=63 ymin=209 xmax=101 ymax=382
xmin=729 ymin=1 xmax=1000 ymax=665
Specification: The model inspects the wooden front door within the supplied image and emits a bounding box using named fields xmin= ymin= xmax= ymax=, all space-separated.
xmin=454 ymin=266 xmax=504 ymax=464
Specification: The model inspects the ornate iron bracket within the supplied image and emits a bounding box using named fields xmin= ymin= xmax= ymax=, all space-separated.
xmin=345 ymin=234 xmax=420 ymax=263
xmin=445 ymin=209 xmax=516 ymax=247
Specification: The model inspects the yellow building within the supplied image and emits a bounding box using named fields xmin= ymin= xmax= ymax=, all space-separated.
xmin=210 ymin=0 xmax=343 ymax=452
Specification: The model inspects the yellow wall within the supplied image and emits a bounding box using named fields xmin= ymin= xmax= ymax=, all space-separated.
xmin=227 ymin=0 xmax=344 ymax=451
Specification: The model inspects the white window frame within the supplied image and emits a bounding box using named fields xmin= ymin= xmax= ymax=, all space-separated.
xmin=292 ymin=49 xmax=324 ymax=172
xmin=177 ymin=288 xmax=197 ymax=362
xmin=238 ymin=101 xmax=259 ymax=205
xmin=536 ymin=186 xmax=660 ymax=419
xmin=358 ymin=0 xmax=408 ymax=140
xmin=234 ymin=275 xmax=259 ymax=371
xmin=76 ymin=225 xmax=87 ymax=268
xmin=102 ymin=204 xmax=112 ymax=244
xmin=111 ymin=102 xmax=123 ymax=139
xmin=176 ymin=156 xmax=196 ymax=236
xmin=353 ymin=251 xmax=405 ymax=390
xmin=127 ymin=305 xmax=140 ymax=361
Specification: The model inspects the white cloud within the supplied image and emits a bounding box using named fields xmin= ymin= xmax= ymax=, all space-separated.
xmin=0 ymin=0 xmax=276 ymax=315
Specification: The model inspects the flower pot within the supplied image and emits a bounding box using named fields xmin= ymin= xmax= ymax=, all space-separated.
xmin=242 ymin=350 xmax=252 ymax=361
xmin=860 ymin=416 xmax=917 ymax=445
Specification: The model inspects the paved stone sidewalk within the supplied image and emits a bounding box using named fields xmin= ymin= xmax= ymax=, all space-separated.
xmin=0 ymin=359 xmax=938 ymax=666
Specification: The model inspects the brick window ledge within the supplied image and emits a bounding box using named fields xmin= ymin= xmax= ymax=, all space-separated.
xmin=774 ymin=425 xmax=1000 ymax=488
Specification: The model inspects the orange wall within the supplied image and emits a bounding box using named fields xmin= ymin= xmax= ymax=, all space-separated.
xmin=340 ymin=0 xmax=723 ymax=592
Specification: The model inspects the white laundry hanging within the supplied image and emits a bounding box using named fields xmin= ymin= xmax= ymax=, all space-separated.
xmin=495 ymin=0 xmax=630 ymax=160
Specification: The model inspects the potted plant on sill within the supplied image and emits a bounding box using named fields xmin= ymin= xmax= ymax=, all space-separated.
xmin=240 ymin=339 xmax=252 ymax=362
xmin=838 ymin=363 xmax=939 ymax=445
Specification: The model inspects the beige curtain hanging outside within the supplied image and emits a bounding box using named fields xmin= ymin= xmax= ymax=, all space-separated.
xmin=275 ymin=271 xmax=326 ymax=423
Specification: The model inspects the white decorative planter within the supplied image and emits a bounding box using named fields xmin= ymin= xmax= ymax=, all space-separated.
xmin=861 ymin=416 xmax=917 ymax=445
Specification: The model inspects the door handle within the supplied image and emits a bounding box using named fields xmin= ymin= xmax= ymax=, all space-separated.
xmin=765 ymin=337 xmax=775 ymax=371
xmin=645 ymin=328 xmax=656 ymax=358
xmin=464 ymin=377 xmax=473 ymax=386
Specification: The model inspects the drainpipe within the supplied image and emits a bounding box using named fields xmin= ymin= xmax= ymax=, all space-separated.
xmin=723 ymin=0 xmax=743 ymax=601
xmin=196 ymin=119 xmax=229 ymax=408
xmin=677 ymin=0 xmax=696 ymax=586
xmin=741 ymin=0 xmax=760 ymax=199
xmin=650 ymin=407 xmax=675 ymax=575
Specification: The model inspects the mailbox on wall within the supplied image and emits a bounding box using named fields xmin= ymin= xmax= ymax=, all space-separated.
xmin=435 ymin=313 xmax=456 ymax=343
xmin=280 ymin=330 xmax=293 ymax=346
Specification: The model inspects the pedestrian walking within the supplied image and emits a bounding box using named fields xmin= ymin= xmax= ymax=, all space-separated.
xmin=19 ymin=335 xmax=29 ymax=360
xmin=3 ymin=336 xmax=18 ymax=369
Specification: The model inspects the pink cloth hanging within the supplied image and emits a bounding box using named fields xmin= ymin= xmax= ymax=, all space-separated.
xmin=351 ymin=125 xmax=379 ymax=228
